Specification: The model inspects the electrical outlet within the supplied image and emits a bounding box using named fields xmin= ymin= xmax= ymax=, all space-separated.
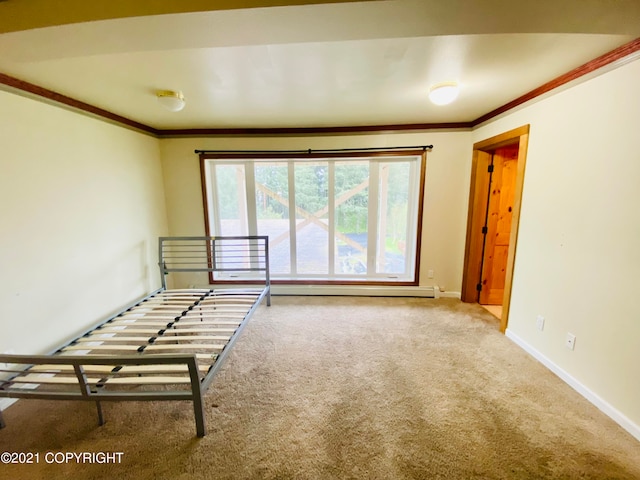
xmin=565 ymin=333 xmax=576 ymax=350
xmin=536 ymin=315 xmax=545 ymax=331
xmin=427 ymin=269 xmax=434 ymax=279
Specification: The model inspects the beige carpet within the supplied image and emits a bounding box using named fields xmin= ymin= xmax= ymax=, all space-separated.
xmin=1 ymin=296 xmax=638 ymax=479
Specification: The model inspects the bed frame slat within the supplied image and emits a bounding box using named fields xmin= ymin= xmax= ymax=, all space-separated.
xmin=0 ymin=235 xmax=270 ymax=438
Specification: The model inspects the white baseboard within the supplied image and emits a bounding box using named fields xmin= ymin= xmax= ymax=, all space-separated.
xmin=438 ymin=290 xmax=461 ymax=299
xmin=506 ymin=328 xmax=640 ymax=443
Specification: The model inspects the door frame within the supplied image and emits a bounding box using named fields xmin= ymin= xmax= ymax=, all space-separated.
xmin=461 ymin=125 xmax=530 ymax=332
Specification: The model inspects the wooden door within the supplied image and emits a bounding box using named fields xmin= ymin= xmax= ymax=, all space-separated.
xmin=462 ymin=125 xmax=529 ymax=332
xmin=479 ymin=145 xmax=518 ymax=304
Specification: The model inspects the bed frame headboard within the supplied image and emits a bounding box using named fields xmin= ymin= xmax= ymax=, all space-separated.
xmin=158 ymin=236 xmax=270 ymax=290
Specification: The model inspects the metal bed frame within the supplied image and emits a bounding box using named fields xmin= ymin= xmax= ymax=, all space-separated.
xmin=0 ymin=236 xmax=270 ymax=437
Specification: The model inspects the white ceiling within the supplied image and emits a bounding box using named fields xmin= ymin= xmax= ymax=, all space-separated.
xmin=0 ymin=0 xmax=638 ymax=130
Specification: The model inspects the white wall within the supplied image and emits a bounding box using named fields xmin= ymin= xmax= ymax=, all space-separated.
xmin=160 ymin=131 xmax=472 ymax=293
xmin=0 ymin=91 xmax=168 ymax=355
xmin=2 ymin=49 xmax=637 ymax=443
xmin=473 ymin=58 xmax=640 ymax=437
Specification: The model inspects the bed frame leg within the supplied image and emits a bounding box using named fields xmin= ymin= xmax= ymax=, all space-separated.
xmin=187 ymin=356 xmax=206 ymax=437
xmin=95 ymin=401 xmax=105 ymax=426
xmin=193 ymin=398 xmax=206 ymax=437
xmin=0 ymin=409 xmax=5 ymax=429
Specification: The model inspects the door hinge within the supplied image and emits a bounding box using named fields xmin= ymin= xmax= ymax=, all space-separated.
xmin=481 ymin=226 xmax=488 ymax=235
xmin=476 ymin=283 xmax=482 ymax=292
xmin=488 ymin=164 xmax=494 ymax=173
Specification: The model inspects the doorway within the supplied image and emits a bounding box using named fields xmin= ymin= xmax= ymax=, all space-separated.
xmin=479 ymin=144 xmax=518 ymax=309
xmin=461 ymin=125 xmax=530 ymax=332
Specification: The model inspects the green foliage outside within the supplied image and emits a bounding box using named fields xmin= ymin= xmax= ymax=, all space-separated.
xmin=385 ymin=163 xmax=410 ymax=246
xmin=256 ymin=163 xmax=289 ymax=219
xmin=294 ymin=164 xmax=330 ymax=219
xmin=213 ymin=160 xmax=411 ymax=242
xmin=335 ymin=162 xmax=369 ymax=234
xmin=215 ymin=165 xmax=241 ymax=219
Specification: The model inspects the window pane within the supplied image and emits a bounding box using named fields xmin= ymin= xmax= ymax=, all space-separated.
xmin=254 ymin=162 xmax=291 ymax=275
xmin=295 ymin=162 xmax=329 ymax=274
xmin=215 ymin=164 xmax=248 ymax=236
xmin=377 ymin=162 xmax=410 ymax=275
xmin=204 ymin=153 xmax=421 ymax=283
xmin=334 ymin=161 xmax=369 ymax=275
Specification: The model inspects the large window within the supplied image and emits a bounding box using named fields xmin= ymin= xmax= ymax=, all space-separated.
xmin=201 ymin=151 xmax=425 ymax=284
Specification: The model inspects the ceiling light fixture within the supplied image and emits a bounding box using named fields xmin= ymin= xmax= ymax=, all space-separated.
xmin=428 ymin=82 xmax=459 ymax=106
xmin=156 ymin=90 xmax=186 ymax=112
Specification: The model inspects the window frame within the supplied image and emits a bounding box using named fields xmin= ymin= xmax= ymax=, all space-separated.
xmin=199 ymin=149 xmax=427 ymax=286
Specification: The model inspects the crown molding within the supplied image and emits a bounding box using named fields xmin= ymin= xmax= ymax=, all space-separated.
xmin=0 ymin=72 xmax=159 ymax=136
xmin=1 ymin=38 xmax=638 ymax=138
xmin=471 ymin=37 xmax=640 ymax=127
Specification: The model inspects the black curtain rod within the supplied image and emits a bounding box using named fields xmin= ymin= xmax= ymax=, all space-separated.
xmin=194 ymin=145 xmax=433 ymax=155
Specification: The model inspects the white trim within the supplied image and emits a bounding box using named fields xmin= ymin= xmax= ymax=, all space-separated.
xmin=328 ymin=162 xmax=336 ymax=275
xmin=367 ymin=160 xmax=380 ymax=274
xmin=287 ymin=161 xmax=297 ymax=275
xmin=506 ymin=328 xmax=640 ymax=443
xmin=437 ymin=289 xmax=461 ymax=299
xmin=244 ymin=161 xmax=258 ymax=237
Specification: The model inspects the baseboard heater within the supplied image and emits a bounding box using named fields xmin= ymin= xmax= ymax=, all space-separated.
xmin=190 ymin=285 xmax=437 ymax=298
